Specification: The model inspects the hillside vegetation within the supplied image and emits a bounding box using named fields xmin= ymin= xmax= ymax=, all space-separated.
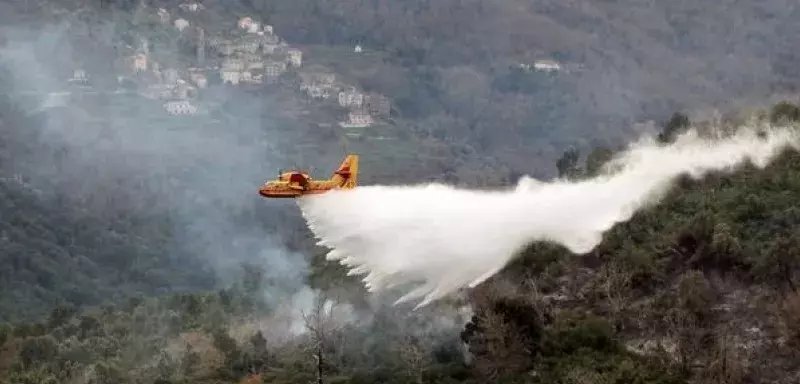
xmin=6 ymin=0 xmax=800 ymax=176
xmin=2 ymin=0 xmax=800 ymax=382
xmin=221 ymin=0 xmax=800 ymax=174
xmin=2 ymin=102 xmax=800 ymax=383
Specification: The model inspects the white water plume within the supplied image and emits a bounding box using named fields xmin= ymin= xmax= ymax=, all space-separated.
xmin=298 ymin=125 xmax=800 ymax=309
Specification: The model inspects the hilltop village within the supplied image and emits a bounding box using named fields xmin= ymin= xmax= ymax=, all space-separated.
xmin=68 ymin=2 xmax=392 ymax=129
xmin=60 ymin=1 xmax=578 ymax=132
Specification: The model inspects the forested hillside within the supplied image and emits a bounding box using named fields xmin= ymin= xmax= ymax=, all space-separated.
xmin=219 ymin=0 xmax=800 ymax=173
xmin=2 ymin=0 xmax=800 ymax=382
xmin=0 ymin=73 xmax=220 ymax=320
xmin=2 ymin=103 xmax=800 ymax=383
xmin=5 ymin=0 xmax=800 ymax=176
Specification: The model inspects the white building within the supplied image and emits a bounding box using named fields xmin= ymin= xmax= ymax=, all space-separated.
xmin=221 ymin=70 xmax=241 ymax=85
xmin=164 ymin=100 xmax=198 ymax=115
xmin=157 ymin=8 xmax=170 ymax=24
xmin=238 ymin=17 xmax=253 ymax=30
xmin=239 ymin=71 xmax=253 ymax=83
xmin=69 ymin=69 xmax=89 ymax=84
xmin=237 ymin=37 xmax=261 ymax=54
xmin=339 ymin=110 xmax=374 ymax=128
xmin=245 ymin=73 xmax=264 ymax=84
xmin=173 ymin=80 xmax=197 ymax=99
xmin=174 ymin=18 xmax=189 ymax=32
xmin=189 ymin=72 xmax=207 ymax=88
xmin=131 ymin=53 xmax=147 ymax=72
xmin=179 ymin=3 xmax=205 ymax=12
xmin=533 ymin=59 xmax=561 ymax=72
xmin=246 ymin=57 xmax=265 ymax=70
xmin=264 ymin=60 xmax=287 ymax=77
xmin=305 ymin=85 xmax=325 ymax=99
xmin=338 ymin=87 xmax=364 ymax=108
xmin=301 ymin=82 xmax=331 ymax=99
xmin=287 ymin=48 xmax=303 ymax=67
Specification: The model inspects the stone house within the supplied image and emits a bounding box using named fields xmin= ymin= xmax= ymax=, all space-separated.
xmin=338 ymin=87 xmax=364 ymax=108
xmin=264 ymin=60 xmax=287 ymax=78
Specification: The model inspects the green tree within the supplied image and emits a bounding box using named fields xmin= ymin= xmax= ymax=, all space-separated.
xmin=241 ymin=262 xmax=265 ymax=296
xmin=47 ymin=305 xmax=77 ymax=329
xmin=585 ymin=146 xmax=614 ymax=176
xmin=78 ymin=315 xmax=102 ymax=339
xmin=658 ymin=112 xmax=691 ymax=143
xmin=669 ymin=270 xmax=716 ymax=377
xmin=770 ymin=101 xmax=800 ymax=124
xmin=181 ymin=344 xmax=201 ymax=378
xmin=555 ymin=147 xmax=582 ymax=179
xmin=94 ymin=359 xmax=126 ymax=384
xmin=0 ymin=368 xmax=58 ymax=384
xmin=18 ymin=335 xmax=59 ymax=369
xmin=0 ymin=323 xmax=11 ymax=346
xmin=249 ymin=330 xmax=269 ymax=371
xmin=755 ymin=233 xmax=800 ymax=292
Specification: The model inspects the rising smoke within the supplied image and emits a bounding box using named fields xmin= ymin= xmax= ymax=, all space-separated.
xmin=0 ymin=23 xmax=308 ymax=298
xmin=299 ymin=124 xmax=800 ymax=308
xmin=0 ymin=21 xmax=472 ymax=346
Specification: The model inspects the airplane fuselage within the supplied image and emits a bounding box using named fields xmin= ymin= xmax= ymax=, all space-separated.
xmin=258 ymin=180 xmax=343 ymax=198
xmin=259 ymin=154 xmax=359 ymax=199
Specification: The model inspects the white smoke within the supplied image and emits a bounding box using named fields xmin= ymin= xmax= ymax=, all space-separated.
xmin=298 ymin=124 xmax=800 ymax=309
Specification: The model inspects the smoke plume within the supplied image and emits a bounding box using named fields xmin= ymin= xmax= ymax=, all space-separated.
xmin=299 ymin=125 xmax=800 ymax=308
xmin=0 ymin=23 xmax=307 ymax=297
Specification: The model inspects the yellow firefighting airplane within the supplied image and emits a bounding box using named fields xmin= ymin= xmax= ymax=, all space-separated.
xmin=258 ymin=154 xmax=358 ymax=198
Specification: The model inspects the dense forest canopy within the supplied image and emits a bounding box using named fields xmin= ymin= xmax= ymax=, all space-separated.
xmin=1 ymin=0 xmax=800 ymax=382
xmin=7 ymin=0 xmax=800 ymax=175
xmin=230 ymin=0 xmax=800 ymax=169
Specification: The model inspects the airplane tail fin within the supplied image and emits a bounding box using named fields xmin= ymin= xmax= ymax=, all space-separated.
xmin=331 ymin=154 xmax=358 ymax=188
